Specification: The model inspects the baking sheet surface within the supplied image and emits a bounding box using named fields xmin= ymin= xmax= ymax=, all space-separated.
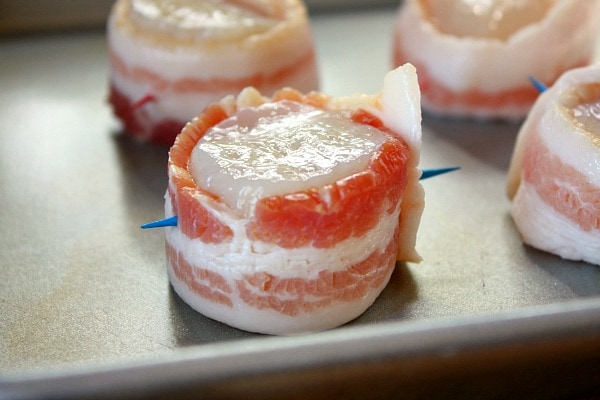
xmin=0 ymin=5 xmax=599 ymax=397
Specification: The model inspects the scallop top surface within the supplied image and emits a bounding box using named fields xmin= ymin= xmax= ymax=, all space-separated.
xmin=559 ymin=83 xmax=600 ymax=138
xmin=124 ymin=0 xmax=295 ymax=44
xmin=419 ymin=0 xmax=557 ymax=40
xmin=189 ymin=100 xmax=387 ymax=216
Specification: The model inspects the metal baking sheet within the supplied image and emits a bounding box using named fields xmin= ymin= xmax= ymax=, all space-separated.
xmin=1 ymin=5 xmax=599 ymax=399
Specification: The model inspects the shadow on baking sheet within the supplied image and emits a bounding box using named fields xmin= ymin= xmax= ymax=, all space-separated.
xmin=503 ymin=214 xmax=600 ymax=298
xmin=522 ymin=246 xmax=600 ymax=297
xmin=111 ymin=130 xmax=170 ymax=201
xmin=110 ymin=130 xmax=171 ymax=233
xmin=422 ymin=114 xmax=521 ymax=172
xmin=168 ymin=286 xmax=258 ymax=346
xmin=348 ymin=262 xmax=419 ymax=326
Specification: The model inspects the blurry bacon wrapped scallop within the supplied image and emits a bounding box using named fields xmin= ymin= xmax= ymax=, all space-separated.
xmin=164 ymin=65 xmax=424 ymax=334
xmin=107 ymin=0 xmax=319 ymax=145
xmin=507 ymin=64 xmax=600 ymax=266
xmin=392 ymin=0 xmax=600 ymax=119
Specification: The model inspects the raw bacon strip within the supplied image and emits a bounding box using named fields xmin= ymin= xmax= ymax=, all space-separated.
xmin=235 ymin=227 xmax=399 ymax=317
xmin=521 ymin=133 xmax=600 ymax=232
xmin=166 ymin=242 xmax=234 ymax=307
xmin=167 ymin=104 xmax=234 ymax=243
xmin=165 ymin=65 xmax=424 ymax=335
xmin=245 ymin=139 xmax=409 ymax=249
xmin=392 ymin=0 xmax=600 ymax=119
xmin=107 ymin=0 xmax=319 ymax=145
xmin=507 ymin=64 xmax=600 ymax=266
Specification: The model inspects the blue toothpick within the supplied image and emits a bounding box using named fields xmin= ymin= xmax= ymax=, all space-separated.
xmin=140 ymin=215 xmax=178 ymax=229
xmin=140 ymin=167 xmax=460 ymax=229
xmin=529 ymin=76 xmax=547 ymax=93
xmin=420 ymin=166 xmax=460 ymax=180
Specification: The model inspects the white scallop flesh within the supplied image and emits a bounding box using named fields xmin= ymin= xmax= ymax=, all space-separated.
xmin=420 ymin=0 xmax=556 ymax=40
xmin=131 ymin=0 xmax=278 ymax=42
xmin=189 ymin=100 xmax=387 ymax=217
xmin=560 ymin=83 xmax=600 ymax=136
